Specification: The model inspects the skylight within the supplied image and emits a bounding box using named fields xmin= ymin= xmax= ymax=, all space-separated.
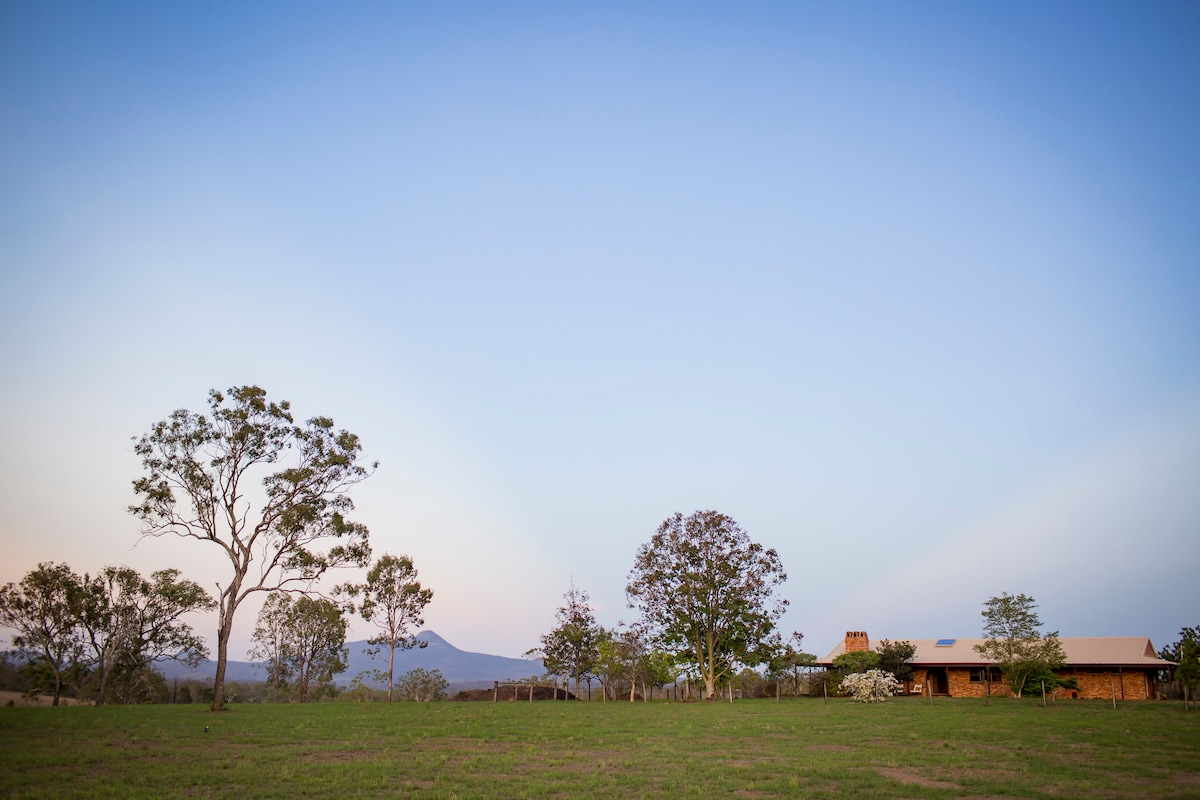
xmin=935 ymin=638 xmax=957 ymax=646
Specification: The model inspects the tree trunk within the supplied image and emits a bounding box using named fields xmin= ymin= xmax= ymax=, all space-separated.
xmin=387 ymin=640 xmax=396 ymax=703
xmin=44 ymin=644 xmax=63 ymax=706
xmin=211 ymin=594 xmax=238 ymax=711
xmin=95 ymin=649 xmax=113 ymax=707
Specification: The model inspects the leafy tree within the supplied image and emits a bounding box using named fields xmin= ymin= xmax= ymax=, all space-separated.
xmin=736 ymin=667 xmax=768 ymax=698
xmin=77 ymin=566 xmax=213 ymax=705
xmin=105 ymin=661 xmax=172 ymax=705
xmin=1160 ymin=626 xmax=1200 ymax=700
xmin=347 ymin=669 xmax=388 ymax=702
xmin=643 ymin=649 xmax=679 ymax=699
xmin=283 ymin=596 xmax=348 ymax=703
xmin=395 ymin=667 xmax=448 ymax=702
xmin=0 ymin=563 xmax=85 ymax=705
xmin=832 ymin=650 xmax=880 ymax=675
xmin=338 ymin=553 xmax=433 ymax=702
xmin=129 ymin=385 xmax=375 ymax=710
xmin=974 ymin=592 xmax=1065 ymax=697
xmin=876 ymin=639 xmax=916 ymax=683
xmin=249 ymin=592 xmax=296 ymax=703
xmin=619 ymin=623 xmax=653 ymax=702
xmin=0 ymin=651 xmax=28 ymax=693
xmin=626 ymin=510 xmax=788 ymax=699
xmin=1020 ymin=665 xmax=1077 ymax=698
xmin=593 ymin=628 xmax=627 ymax=701
xmin=764 ymin=632 xmax=816 ymax=696
xmin=529 ymin=581 xmax=601 ymax=701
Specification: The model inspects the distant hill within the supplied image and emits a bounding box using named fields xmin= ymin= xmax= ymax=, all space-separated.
xmin=154 ymin=631 xmax=543 ymax=686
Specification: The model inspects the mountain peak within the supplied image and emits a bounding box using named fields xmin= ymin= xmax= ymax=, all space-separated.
xmin=415 ymin=630 xmax=450 ymax=647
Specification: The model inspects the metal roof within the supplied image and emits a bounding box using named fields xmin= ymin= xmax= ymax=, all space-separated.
xmin=819 ymin=636 xmax=1174 ymax=668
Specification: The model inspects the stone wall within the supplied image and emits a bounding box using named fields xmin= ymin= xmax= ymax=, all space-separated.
xmin=947 ymin=668 xmax=1012 ymax=698
xmin=911 ymin=667 xmax=1154 ymax=699
xmin=1054 ymin=670 xmax=1150 ymax=700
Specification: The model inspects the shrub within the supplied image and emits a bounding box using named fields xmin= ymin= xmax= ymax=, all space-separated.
xmin=839 ymin=669 xmax=898 ymax=703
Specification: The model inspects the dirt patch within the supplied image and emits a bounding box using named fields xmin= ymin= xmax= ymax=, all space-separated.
xmin=876 ymin=767 xmax=961 ymax=790
xmin=0 ymin=690 xmax=86 ymax=707
xmin=450 ymin=686 xmax=577 ymax=701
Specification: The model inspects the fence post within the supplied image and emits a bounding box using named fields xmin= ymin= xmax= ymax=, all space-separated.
xmin=1042 ymin=681 xmax=1047 ymax=708
xmin=927 ymin=679 xmax=933 ymax=706
xmin=822 ymin=678 xmax=828 ymax=706
xmin=493 ymin=681 xmax=498 ymax=702
xmin=1111 ymin=681 xmax=1117 ymax=710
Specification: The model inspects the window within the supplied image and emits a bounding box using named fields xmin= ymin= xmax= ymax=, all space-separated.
xmin=969 ymin=668 xmax=1002 ymax=683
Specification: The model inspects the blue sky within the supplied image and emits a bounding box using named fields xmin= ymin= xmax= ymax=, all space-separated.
xmin=2 ymin=1 xmax=1197 ymax=662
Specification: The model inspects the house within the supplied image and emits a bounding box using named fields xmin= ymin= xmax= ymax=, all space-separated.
xmin=819 ymin=631 xmax=1174 ymax=700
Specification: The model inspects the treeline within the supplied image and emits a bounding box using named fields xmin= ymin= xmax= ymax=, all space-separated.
xmin=0 ymin=558 xmax=440 ymax=706
xmin=0 ymin=562 xmax=212 ymax=705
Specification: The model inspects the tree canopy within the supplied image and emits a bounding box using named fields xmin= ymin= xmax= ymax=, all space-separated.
xmin=130 ymin=385 xmax=375 ymax=709
xmin=338 ymin=553 xmax=433 ymax=702
xmin=1160 ymin=626 xmax=1200 ymax=700
xmin=974 ymin=592 xmax=1065 ymax=697
xmin=77 ymin=566 xmax=213 ymax=705
xmin=876 ymin=639 xmax=917 ymax=683
xmin=530 ymin=581 xmax=601 ymax=700
xmin=0 ymin=562 xmax=84 ymax=705
xmin=626 ymin=510 xmax=787 ymax=699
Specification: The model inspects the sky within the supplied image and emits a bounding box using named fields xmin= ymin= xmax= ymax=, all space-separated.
xmin=1 ymin=1 xmax=1198 ymax=664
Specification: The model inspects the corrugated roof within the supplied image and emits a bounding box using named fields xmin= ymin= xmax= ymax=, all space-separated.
xmin=819 ymin=636 xmax=1174 ymax=667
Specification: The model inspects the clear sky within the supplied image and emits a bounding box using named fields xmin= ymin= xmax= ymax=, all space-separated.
xmin=2 ymin=1 xmax=1198 ymax=663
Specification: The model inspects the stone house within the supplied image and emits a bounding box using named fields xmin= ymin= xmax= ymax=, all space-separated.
xmin=819 ymin=631 xmax=1173 ymax=700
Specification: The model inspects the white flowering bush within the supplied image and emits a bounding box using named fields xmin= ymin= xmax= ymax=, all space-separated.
xmin=839 ymin=669 xmax=899 ymax=703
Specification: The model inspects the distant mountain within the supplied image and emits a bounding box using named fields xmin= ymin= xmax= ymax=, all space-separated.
xmin=154 ymin=631 xmax=543 ymax=686
xmin=341 ymin=631 xmax=543 ymax=684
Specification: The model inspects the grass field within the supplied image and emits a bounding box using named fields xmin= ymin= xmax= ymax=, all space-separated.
xmin=2 ymin=697 xmax=1198 ymax=799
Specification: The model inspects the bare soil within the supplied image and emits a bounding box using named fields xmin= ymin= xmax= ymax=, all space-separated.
xmin=0 ymin=690 xmax=86 ymax=707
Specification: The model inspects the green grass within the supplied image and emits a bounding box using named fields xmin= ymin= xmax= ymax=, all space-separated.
xmin=2 ymin=697 xmax=1198 ymax=799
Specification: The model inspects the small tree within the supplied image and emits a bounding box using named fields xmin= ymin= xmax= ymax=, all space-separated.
xmin=832 ymin=650 xmax=880 ymax=675
xmin=643 ymin=649 xmax=679 ymax=699
xmin=249 ymin=592 xmax=295 ymax=703
xmin=266 ymin=595 xmax=349 ymax=703
xmin=1160 ymin=626 xmax=1200 ymax=701
xmin=529 ymin=581 xmax=601 ymax=701
xmin=974 ymin=592 xmax=1065 ymax=697
xmin=626 ymin=510 xmax=788 ymax=699
xmin=395 ymin=667 xmax=448 ymax=702
xmin=840 ymin=669 xmax=899 ymax=702
xmin=593 ymin=628 xmax=627 ymax=701
xmin=338 ymin=553 xmax=433 ymax=702
xmin=876 ymin=640 xmax=916 ymax=684
xmin=130 ymin=386 xmax=375 ymax=710
xmin=0 ymin=563 xmax=85 ymax=705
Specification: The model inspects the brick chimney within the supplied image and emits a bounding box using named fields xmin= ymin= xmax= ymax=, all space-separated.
xmin=844 ymin=631 xmax=869 ymax=653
